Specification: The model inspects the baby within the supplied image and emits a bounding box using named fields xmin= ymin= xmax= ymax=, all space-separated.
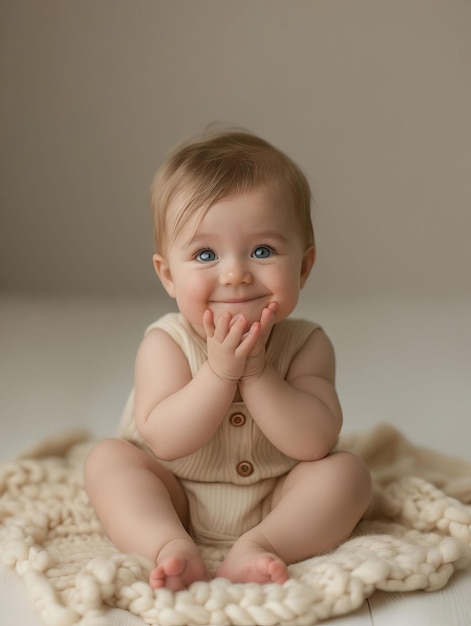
xmin=84 ymin=129 xmax=372 ymax=592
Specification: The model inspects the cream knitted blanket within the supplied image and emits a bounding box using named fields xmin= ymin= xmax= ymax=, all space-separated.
xmin=1 ymin=423 xmax=471 ymax=626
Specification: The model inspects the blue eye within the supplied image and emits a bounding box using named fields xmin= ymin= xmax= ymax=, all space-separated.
xmin=252 ymin=246 xmax=273 ymax=259
xmin=196 ymin=249 xmax=217 ymax=262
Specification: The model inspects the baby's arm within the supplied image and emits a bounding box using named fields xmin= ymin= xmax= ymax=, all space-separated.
xmin=134 ymin=328 xmax=235 ymax=459
xmin=134 ymin=313 xmax=261 ymax=460
xmin=239 ymin=329 xmax=343 ymax=461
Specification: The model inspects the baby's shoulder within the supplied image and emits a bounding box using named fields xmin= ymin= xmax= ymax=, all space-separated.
xmin=144 ymin=312 xmax=186 ymax=336
xmin=267 ymin=318 xmax=322 ymax=369
xmin=274 ymin=317 xmax=321 ymax=343
xmin=141 ymin=313 xmax=206 ymax=374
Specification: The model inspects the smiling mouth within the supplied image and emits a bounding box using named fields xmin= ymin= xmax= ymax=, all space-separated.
xmin=211 ymin=296 xmax=266 ymax=304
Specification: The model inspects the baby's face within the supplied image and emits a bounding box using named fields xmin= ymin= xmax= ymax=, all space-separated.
xmin=154 ymin=188 xmax=314 ymax=338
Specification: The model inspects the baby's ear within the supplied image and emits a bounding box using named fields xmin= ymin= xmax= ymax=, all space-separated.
xmin=153 ymin=254 xmax=176 ymax=298
xmin=300 ymin=245 xmax=316 ymax=288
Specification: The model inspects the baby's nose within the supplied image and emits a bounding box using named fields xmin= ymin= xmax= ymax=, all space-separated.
xmin=219 ymin=259 xmax=252 ymax=286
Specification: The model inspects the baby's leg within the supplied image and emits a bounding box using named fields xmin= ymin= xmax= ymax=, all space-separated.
xmin=84 ymin=438 xmax=209 ymax=591
xmin=216 ymin=451 xmax=372 ymax=584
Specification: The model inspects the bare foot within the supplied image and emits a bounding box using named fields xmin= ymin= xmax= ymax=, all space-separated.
xmin=150 ymin=538 xmax=210 ymax=591
xmin=215 ymin=536 xmax=289 ymax=585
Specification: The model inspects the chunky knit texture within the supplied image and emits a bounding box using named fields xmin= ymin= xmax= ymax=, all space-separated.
xmin=1 ymin=424 xmax=470 ymax=626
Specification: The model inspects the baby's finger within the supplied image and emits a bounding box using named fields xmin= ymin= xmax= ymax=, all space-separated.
xmin=214 ymin=311 xmax=232 ymax=342
xmin=259 ymin=303 xmax=277 ymax=335
xmin=265 ymin=301 xmax=278 ymax=319
xmin=236 ymin=321 xmax=262 ymax=355
xmin=203 ymin=309 xmax=215 ymax=338
xmin=224 ymin=314 xmax=249 ymax=348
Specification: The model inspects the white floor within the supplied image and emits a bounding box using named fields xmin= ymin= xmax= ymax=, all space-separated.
xmin=1 ymin=292 xmax=470 ymax=625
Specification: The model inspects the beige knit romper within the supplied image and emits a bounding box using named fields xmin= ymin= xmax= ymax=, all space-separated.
xmin=119 ymin=312 xmax=320 ymax=547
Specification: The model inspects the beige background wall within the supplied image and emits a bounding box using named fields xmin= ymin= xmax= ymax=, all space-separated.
xmin=1 ymin=0 xmax=470 ymax=299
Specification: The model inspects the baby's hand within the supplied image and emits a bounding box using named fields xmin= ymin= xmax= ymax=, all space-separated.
xmin=241 ymin=303 xmax=277 ymax=383
xmin=203 ymin=310 xmax=262 ymax=382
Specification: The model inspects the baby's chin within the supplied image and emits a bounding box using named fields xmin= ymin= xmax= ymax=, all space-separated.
xmin=211 ymin=302 xmax=265 ymax=328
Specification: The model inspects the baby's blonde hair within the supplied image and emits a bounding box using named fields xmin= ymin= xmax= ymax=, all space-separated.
xmin=150 ymin=129 xmax=314 ymax=254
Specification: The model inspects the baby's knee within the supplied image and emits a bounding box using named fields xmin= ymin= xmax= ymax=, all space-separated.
xmin=84 ymin=438 xmax=130 ymax=483
xmin=85 ymin=437 xmax=120 ymax=465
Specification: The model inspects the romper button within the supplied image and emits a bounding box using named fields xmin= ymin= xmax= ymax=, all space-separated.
xmin=236 ymin=461 xmax=254 ymax=477
xmin=230 ymin=412 xmax=246 ymax=427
